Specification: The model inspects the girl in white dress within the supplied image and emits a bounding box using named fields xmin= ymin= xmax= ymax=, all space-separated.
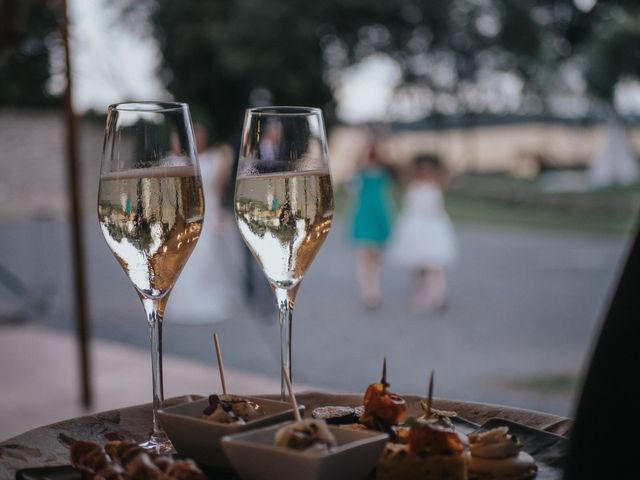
xmin=389 ymin=154 xmax=457 ymax=312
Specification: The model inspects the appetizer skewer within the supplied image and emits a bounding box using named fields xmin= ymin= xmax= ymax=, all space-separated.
xmin=282 ymin=365 xmax=302 ymax=423
xmin=274 ymin=366 xmax=337 ymax=451
xmin=213 ymin=332 xmax=227 ymax=395
xmin=70 ymin=439 xmax=206 ymax=480
xmin=201 ymin=333 xmax=264 ymax=424
xmin=416 ymin=371 xmax=458 ymax=429
xmin=425 ymin=370 xmax=434 ymax=418
xmin=376 ymin=372 xmax=468 ymax=480
xmin=360 ymin=358 xmax=407 ymax=432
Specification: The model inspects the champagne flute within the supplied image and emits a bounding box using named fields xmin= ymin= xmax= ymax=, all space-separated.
xmin=97 ymin=102 xmax=205 ymax=452
xmin=234 ymin=106 xmax=334 ymax=399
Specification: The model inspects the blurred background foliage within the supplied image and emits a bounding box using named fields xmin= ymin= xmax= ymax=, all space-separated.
xmin=0 ymin=0 xmax=59 ymax=106
xmin=135 ymin=0 xmax=640 ymax=139
xmin=2 ymin=0 xmax=640 ymax=139
xmin=584 ymin=9 xmax=640 ymax=100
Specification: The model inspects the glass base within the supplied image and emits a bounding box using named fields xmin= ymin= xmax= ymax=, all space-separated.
xmin=140 ymin=431 xmax=173 ymax=454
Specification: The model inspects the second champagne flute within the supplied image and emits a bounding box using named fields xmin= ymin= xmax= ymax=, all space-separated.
xmin=234 ymin=106 xmax=334 ymax=399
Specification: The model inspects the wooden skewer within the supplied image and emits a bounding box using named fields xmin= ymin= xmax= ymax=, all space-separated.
xmin=426 ymin=370 xmax=434 ymax=419
xmin=282 ymin=365 xmax=302 ymax=422
xmin=381 ymin=357 xmax=388 ymax=387
xmin=213 ymin=333 xmax=227 ymax=395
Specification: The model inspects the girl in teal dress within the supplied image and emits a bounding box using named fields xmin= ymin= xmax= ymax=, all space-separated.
xmin=350 ymin=141 xmax=395 ymax=309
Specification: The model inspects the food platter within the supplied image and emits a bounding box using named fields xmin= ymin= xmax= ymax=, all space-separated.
xmin=14 ymin=418 xmax=566 ymax=480
xmin=13 ymin=393 xmax=570 ymax=480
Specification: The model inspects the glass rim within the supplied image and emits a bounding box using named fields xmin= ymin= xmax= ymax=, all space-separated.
xmin=246 ymin=106 xmax=322 ymax=116
xmin=108 ymin=101 xmax=188 ymax=113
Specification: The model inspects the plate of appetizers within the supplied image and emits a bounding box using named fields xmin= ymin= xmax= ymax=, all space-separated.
xmin=68 ymin=439 xmax=209 ymax=479
xmin=15 ymin=438 xmax=237 ymax=480
xmin=157 ymin=333 xmax=305 ymax=469
xmin=221 ymin=419 xmax=388 ymax=480
xmin=299 ymin=362 xmax=557 ymax=480
xmin=16 ymin=393 xmax=564 ymax=480
xmin=221 ymin=366 xmax=389 ymax=480
xmin=157 ymin=394 xmax=304 ymax=469
xmin=469 ymin=418 xmax=567 ymax=480
xmin=21 ymin=338 xmax=566 ymax=480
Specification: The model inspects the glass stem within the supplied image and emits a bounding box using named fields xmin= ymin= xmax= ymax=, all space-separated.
xmin=142 ymin=296 xmax=167 ymax=441
xmin=275 ymin=287 xmax=293 ymax=401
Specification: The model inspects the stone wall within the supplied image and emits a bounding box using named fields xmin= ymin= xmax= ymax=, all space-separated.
xmin=329 ymin=122 xmax=640 ymax=182
xmin=2 ymin=109 xmax=639 ymax=219
xmin=0 ymin=109 xmax=104 ymax=220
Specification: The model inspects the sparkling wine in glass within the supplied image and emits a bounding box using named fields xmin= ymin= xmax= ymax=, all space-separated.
xmin=234 ymin=106 xmax=334 ymax=399
xmin=98 ymin=102 xmax=204 ymax=452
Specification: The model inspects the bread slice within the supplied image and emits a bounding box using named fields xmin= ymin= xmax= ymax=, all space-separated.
xmin=376 ymin=443 xmax=467 ymax=480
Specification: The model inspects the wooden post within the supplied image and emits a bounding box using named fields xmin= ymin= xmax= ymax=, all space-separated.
xmin=58 ymin=0 xmax=92 ymax=408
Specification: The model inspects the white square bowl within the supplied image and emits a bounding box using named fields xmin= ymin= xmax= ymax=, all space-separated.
xmin=221 ymin=421 xmax=388 ymax=480
xmin=157 ymin=396 xmax=303 ymax=469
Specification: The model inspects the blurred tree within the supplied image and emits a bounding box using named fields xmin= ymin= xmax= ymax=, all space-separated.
xmin=120 ymin=0 xmax=640 ymax=137
xmin=124 ymin=0 xmax=458 ymax=139
xmin=0 ymin=0 xmax=24 ymax=52
xmin=0 ymin=0 xmax=60 ymax=106
xmin=584 ymin=10 xmax=640 ymax=102
xmin=147 ymin=0 xmax=334 ymax=140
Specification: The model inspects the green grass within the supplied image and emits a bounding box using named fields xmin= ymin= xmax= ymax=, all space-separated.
xmin=444 ymin=172 xmax=639 ymax=235
xmin=504 ymin=373 xmax=581 ymax=395
xmin=445 ymin=193 xmax=638 ymax=235
xmin=334 ymin=173 xmax=639 ymax=236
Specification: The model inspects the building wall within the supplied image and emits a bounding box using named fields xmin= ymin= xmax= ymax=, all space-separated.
xmin=0 ymin=109 xmax=104 ymax=220
xmin=328 ymin=122 xmax=640 ymax=183
xmin=2 ymin=110 xmax=639 ymax=220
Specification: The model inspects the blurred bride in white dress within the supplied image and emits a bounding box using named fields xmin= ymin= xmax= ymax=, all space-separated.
xmin=167 ymin=124 xmax=240 ymax=323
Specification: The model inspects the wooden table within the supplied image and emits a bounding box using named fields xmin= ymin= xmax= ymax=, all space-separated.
xmin=0 ymin=392 xmax=572 ymax=478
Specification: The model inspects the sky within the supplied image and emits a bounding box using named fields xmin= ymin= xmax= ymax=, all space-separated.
xmin=68 ymin=0 xmax=166 ymax=113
